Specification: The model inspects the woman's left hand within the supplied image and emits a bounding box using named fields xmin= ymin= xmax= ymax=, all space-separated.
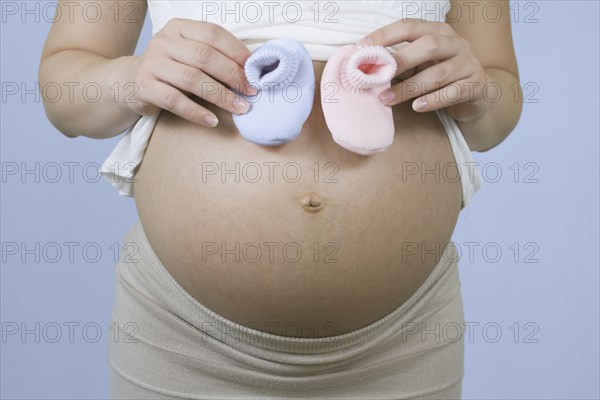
xmin=358 ymin=19 xmax=490 ymax=122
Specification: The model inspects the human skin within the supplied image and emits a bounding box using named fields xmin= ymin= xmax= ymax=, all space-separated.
xmin=39 ymin=1 xmax=521 ymax=337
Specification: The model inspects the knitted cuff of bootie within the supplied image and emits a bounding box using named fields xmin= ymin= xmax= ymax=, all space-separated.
xmin=341 ymin=46 xmax=396 ymax=92
xmin=245 ymin=45 xmax=300 ymax=91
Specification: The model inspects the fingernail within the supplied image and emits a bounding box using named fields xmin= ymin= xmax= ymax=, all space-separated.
xmin=356 ymin=37 xmax=373 ymax=49
xmin=233 ymin=98 xmax=250 ymax=114
xmin=413 ymin=98 xmax=427 ymax=111
xmin=203 ymin=114 xmax=219 ymax=127
xmin=379 ymin=91 xmax=396 ymax=105
xmin=246 ymin=85 xmax=259 ymax=96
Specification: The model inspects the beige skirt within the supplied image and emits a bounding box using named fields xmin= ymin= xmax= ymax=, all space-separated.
xmin=108 ymin=218 xmax=465 ymax=399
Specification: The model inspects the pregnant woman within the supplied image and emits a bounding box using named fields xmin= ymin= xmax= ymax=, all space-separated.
xmin=39 ymin=0 xmax=522 ymax=398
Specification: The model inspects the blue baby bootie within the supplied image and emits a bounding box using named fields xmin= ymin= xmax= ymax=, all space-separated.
xmin=233 ymin=38 xmax=315 ymax=146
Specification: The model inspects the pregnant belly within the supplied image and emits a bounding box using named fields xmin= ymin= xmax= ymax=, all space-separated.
xmin=133 ymin=61 xmax=462 ymax=338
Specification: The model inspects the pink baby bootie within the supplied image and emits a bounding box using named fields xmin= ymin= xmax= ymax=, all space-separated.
xmin=321 ymin=45 xmax=396 ymax=155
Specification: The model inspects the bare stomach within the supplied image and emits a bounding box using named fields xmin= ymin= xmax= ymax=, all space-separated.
xmin=133 ymin=60 xmax=462 ymax=338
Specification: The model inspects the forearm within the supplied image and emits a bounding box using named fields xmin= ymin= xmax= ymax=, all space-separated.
xmin=39 ymin=50 xmax=141 ymax=139
xmin=457 ymin=67 xmax=523 ymax=152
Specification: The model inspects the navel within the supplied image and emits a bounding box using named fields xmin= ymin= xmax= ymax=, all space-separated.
xmin=300 ymin=193 xmax=325 ymax=213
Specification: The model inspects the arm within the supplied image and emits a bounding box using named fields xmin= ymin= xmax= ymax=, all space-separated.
xmin=39 ymin=0 xmax=256 ymax=140
xmin=39 ymin=0 xmax=147 ymax=138
xmin=447 ymin=0 xmax=522 ymax=152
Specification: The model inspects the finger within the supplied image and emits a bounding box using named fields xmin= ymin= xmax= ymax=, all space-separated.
xmin=412 ymin=79 xmax=483 ymax=112
xmin=140 ymin=78 xmax=219 ymax=127
xmin=379 ymin=56 xmax=472 ymax=106
xmin=357 ymin=19 xmax=455 ymax=48
xmin=394 ymin=60 xmax=439 ymax=83
xmin=415 ymin=60 xmax=437 ymax=74
xmin=391 ymin=66 xmax=418 ymax=84
xmin=153 ymin=58 xmax=251 ymax=115
xmin=390 ymin=34 xmax=463 ymax=77
xmin=173 ymin=19 xmax=252 ymax=68
xmin=166 ymin=36 xmax=256 ymax=96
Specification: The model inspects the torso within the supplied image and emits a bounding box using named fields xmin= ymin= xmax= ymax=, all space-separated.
xmin=133 ymin=60 xmax=462 ymax=338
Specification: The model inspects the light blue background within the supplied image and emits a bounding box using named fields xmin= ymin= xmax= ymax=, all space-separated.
xmin=1 ymin=1 xmax=598 ymax=399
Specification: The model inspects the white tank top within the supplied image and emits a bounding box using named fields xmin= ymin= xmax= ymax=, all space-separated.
xmin=100 ymin=0 xmax=483 ymax=208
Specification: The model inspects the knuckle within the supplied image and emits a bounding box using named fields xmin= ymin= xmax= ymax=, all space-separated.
xmin=227 ymin=63 xmax=243 ymax=86
xmin=202 ymin=22 xmax=220 ymax=42
xmin=235 ymin=43 xmax=252 ymax=60
xmin=425 ymin=34 xmax=442 ymax=55
xmin=438 ymin=22 xmax=454 ymax=35
xmin=371 ymin=30 xmax=385 ymax=44
xmin=136 ymin=77 xmax=153 ymax=94
xmin=162 ymin=91 xmax=179 ymax=110
xmin=193 ymin=45 xmax=214 ymax=66
xmin=433 ymin=65 xmax=448 ymax=82
xmin=148 ymin=36 xmax=161 ymax=50
xmin=181 ymin=68 xmax=199 ymax=87
xmin=454 ymin=83 xmax=466 ymax=98
xmin=393 ymin=51 xmax=409 ymax=70
xmin=147 ymin=36 xmax=163 ymax=53
xmin=405 ymin=18 xmax=418 ymax=34
xmin=184 ymin=106 xmax=200 ymax=123
xmin=165 ymin=17 xmax=182 ymax=31
xmin=153 ymin=29 xmax=165 ymax=40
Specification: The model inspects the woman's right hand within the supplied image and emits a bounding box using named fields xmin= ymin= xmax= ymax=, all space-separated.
xmin=128 ymin=18 xmax=257 ymax=127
